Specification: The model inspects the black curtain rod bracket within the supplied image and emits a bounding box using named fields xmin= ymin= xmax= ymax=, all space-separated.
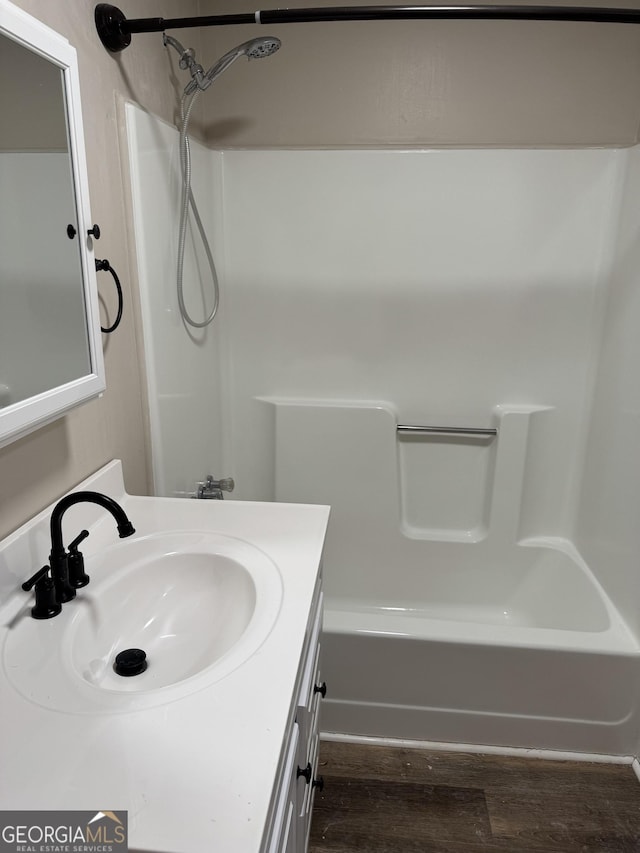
xmin=95 ymin=2 xmax=640 ymax=52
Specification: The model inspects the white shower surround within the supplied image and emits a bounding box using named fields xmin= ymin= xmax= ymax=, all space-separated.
xmin=125 ymin=106 xmax=225 ymax=499
xmin=127 ymin=104 xmax=640 ymax=756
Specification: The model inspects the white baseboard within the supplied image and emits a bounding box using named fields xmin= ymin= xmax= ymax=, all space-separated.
xmin=321 ymin=730 xmax=634 ymax=766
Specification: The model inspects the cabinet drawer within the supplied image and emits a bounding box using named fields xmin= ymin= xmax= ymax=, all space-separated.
xmin=300 ymin=728 xmax=320 ymax=818
xmin=297 ymin=592 xmax=323 ymax=747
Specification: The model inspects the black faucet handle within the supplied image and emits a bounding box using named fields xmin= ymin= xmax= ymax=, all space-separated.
xmin=22 ymin=565 xmax=51 ymax=591
xmin=68 ymin=529 xmax=91 ymax=589
xmin=69 ymin=529 xmax=90 ymax=552
xmin=22 ymin=565 xmax=62 ymax=619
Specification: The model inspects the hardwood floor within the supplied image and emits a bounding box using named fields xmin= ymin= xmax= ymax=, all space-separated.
xmin=309 ymin=740 xmax=640 ymax=853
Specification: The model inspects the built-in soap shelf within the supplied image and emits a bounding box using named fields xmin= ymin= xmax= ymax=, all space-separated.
xmin=258 ymin=396 xmax=551 ymax=547
xmin=397 ymin=421 xmax=497 ymax=543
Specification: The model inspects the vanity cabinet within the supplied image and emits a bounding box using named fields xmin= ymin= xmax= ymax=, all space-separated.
xmin=265 ymin=581 xmax=325 ymax=853
xmin=0 ymin=460 xmax=331 ymax=853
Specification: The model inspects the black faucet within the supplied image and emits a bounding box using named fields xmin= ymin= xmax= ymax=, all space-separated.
xmin=48 ymin=490 xmax=135 ymax=604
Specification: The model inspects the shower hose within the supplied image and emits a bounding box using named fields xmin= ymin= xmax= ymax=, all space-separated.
xmin=176 ymin=89 xmax=219 ymax=328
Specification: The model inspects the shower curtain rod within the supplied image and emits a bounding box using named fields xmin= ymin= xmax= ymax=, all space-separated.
xmin=95 ymin=3 xmax=640 ymax=52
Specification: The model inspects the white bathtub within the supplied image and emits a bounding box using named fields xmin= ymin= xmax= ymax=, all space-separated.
xmin=321 ymin=538 xmax=640 ymax=756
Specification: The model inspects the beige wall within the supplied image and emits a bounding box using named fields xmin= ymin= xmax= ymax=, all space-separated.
xmin=199 ymin=0 xmax=640 ymax=147
xmin=0 ymin=0 xmax=204 ymax=540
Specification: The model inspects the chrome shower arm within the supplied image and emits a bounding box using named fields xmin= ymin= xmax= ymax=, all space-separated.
xmin=163 ymin=34 xmax=211 ymax=93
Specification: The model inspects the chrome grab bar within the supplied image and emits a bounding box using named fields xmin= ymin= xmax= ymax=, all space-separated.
xmin=397 ymin=425 xmax=497 ymax=438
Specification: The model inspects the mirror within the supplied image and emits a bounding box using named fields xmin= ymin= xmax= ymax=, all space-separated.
xmin=0 ymin=0 xmax=105 ymax=447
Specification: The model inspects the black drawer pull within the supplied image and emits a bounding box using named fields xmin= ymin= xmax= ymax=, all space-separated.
xmin=297 ymin=762 xmax=312 ymax=784
xmin=314 ymin=681 xmax=327 ymax=698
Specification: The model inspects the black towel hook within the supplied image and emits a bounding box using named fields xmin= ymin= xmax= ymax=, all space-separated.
xmin=95 ymin=258 xmax=123 ymax=333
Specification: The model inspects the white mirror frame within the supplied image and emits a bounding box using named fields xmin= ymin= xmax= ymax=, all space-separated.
xmin=0 ymin=0 xmax=106 ymax=448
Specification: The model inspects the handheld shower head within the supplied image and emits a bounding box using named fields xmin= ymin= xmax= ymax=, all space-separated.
xmin=203 ymin=36 xmax=281 ymax=85
xmin=244 ymin=36 xmax=282 ymax=60
xmin=164 ymin=32 xmax=281 ymax=94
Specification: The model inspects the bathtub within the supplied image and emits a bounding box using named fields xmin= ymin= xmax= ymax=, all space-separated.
xmin=263 ymin=398 xmax=640 ymax=754
xmin=320 ymin=537 xmax=640 ymax=756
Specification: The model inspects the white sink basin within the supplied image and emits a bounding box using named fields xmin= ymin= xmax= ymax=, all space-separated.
xmin=3 ymin=531 xmax=282 ymax=713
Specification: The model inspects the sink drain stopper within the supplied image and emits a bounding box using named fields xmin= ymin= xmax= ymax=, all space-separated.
xmin=114 ymin=648 xmax=147 ymax=677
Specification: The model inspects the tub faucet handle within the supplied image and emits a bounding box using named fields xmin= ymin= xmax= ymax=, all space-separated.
xmin=196 ymin=475 xmax=235 ymax=500
xmin=211 ymin=476 xmax=234 ymax=493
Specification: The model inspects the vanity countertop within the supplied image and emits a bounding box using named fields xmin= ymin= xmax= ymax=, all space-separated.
xmin=0 ymin=461 xmax=330 ymax=853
